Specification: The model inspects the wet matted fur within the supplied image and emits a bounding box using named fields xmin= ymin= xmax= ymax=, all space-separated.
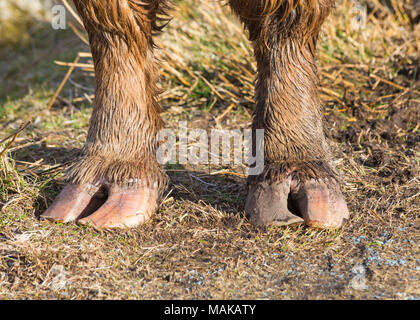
xmin=68 ymin=0 xmax=339 ymax=195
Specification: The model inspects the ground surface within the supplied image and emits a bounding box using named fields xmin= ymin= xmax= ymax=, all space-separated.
xmin=0 ymin=0 xmax=419 ymax=299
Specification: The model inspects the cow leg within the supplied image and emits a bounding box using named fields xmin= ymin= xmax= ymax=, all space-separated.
xmin=42 ymin=0 xmax=170 ymax=229
xmin=229 ymin=0 xmax=349 ymax=228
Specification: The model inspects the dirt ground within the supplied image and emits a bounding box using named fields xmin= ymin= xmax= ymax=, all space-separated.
xmin=0 ymin=0 xmax=419 ymax=299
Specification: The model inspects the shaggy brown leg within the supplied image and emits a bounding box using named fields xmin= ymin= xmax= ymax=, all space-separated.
xmin=41 ymin=0 xmax=170 ymax=228
xmin=230 ymin=0 xmax=349 ymax=228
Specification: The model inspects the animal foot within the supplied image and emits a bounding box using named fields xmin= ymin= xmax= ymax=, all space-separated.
xmin=41 ymin=182 xmax=159 ymax=229
xmin=245 ymin=174 xmax=349 ymax=229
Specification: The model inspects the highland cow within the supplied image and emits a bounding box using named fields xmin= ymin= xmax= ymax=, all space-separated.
xmin=42 ymin=0 xmax=350 ymax=229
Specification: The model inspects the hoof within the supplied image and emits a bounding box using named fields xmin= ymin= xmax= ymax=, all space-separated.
xmin=78 ymin=187 xmax=158 ymax=229
xmin=41 ymin=183 xmax=159 ymax=229
xmin=245 ymin=175 xmax=349 ymax=229
xmin=245 ymin=177 xmax=304 ymax=227
xmin=41 ymin=184 xmax=105 ymax=223
xmin=290 ymin=178 xmax=349 ymax=229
